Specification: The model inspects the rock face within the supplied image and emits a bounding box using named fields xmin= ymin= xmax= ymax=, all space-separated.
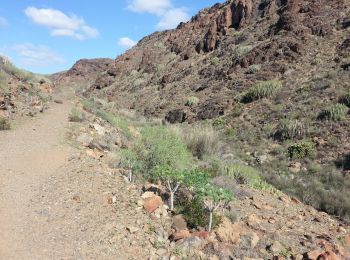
xmin=52 ymin=58 xmax=114 ymax=88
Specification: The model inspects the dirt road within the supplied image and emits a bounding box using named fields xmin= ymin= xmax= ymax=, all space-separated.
xmin=0 ymin=99 xmax=73 ymax=259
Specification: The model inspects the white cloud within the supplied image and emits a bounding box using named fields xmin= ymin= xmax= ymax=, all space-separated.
xmin=0 ymin=17 xmax=7 ymax=27
xmin=127 ymin=0 xmax=190 ymax=30
xmin=127 ymin=0 xmax=172 ymax=16
xmin=118 ymin=37 xmax=137 ymax=49
xmin=24 ymin=7 xmax=99 ymax=40
xmin=156 ymin=8 xmax=190 ymax=30
xmin=13 ymin=43 xmax=65 ymax=67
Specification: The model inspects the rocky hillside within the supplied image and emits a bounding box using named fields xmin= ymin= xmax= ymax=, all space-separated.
xmin=56 ymin=0 xmax=350 ymax=224
xmin=0 ymin=56 xmax=53 ymax=125
xmin=52 ymin=58 xmax=114 ymax=90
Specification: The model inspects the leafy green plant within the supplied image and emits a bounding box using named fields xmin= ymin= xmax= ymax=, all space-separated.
xmin=242 ymin=80 xmax=282 ymax=103
xmin=320 ymin=103 xmax=348 ymax=121
xmin=0 ymin=117 xmax=10 ymax=130
xmin=273 ymin=119 xmax=307 ymax=141
xmin=185 ymin=96 xmax=199 ymax=107
xmin=183 ymin=169 xmax=211 ymax=192
xmin=141 ymin=126 xmax=192 ymax=172
xmin=120 ymin=148 xmax=143 ymax=182
xmin=197 ymin=184 xmax=233 ymax=231
xmin=152 ymin=165 xmax=186 ymax=211
xmin=288 ymin=140 xmax=316 ymax=159
xmin=68 ymin=107 xmax=85 ymax=122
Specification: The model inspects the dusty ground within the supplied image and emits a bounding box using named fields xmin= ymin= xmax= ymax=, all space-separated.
xmin=0 ymin=90 xmax=158 ymax=259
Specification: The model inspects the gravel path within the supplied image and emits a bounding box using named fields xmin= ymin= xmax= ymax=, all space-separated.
xmin=0 ymin=92 xmax=159 ymax=259
xmin=0 ymin=97 xmax=73 ymax=259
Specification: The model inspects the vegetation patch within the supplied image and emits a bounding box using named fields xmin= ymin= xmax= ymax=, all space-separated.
xmin=241 ymin=80 xmax=282 ymax=103
xmin=273 ymin=119 xmax=307 ymax=141
xmin=69 ymin=107 xmax=85 ymax=122
xmin=288 ymin=140 xmax=316 ymax=160
xmin=0 ymin=117 xmax=10 ymax=130
xmin=319 ymin=103 xmax=348 ymax=121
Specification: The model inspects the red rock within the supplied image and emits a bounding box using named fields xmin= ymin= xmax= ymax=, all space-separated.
xmin=171 ymin=230 xmax=190 ymax=241
xmin=192 ymin=231 xmax=210 ymax=239
xmin=345 ymin=235 xmax=350 ymax=246
xmin=317 ymin=251 xmax=340 ymax=260
xmin=143 ymin=195 xmax=163 ymax=214
xmin=304 ymin=250 xmax=323 ymax=260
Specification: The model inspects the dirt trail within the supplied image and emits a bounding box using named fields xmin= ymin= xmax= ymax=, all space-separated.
xmin=0 ymin=93 xmax=73 ymax=259
xmin=0 ymin=90 xmax=157 ymax=260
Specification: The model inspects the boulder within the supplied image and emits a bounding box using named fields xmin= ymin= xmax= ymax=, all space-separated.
xmin=216 ymin=217 xmax=247 ymax=244
xmin=143 ymin=195 xmax=163 ymax=214
xmin=170 ymin=230 xmax=191 ymax=241
xmin=172 ymin=215 xmax=188 ymax=231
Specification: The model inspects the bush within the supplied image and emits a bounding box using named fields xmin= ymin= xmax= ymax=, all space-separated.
xmin=273 ymin=119 xmax=307 ymax=141
xmin=210 ymin=57 xmax=220 ymax=65
xmin=185 ymin=96 xmax=199 ymax=107
xmin=242 ymin=80 xmax=282 ymax=103
xmin=225 ymin=164 xmax=278 ymax=192
xmin=320 ymin=103 xmax=348 ymax=121
xmin=176 ymin=197 xmax=221 ymax=229
xmin=0 ymin=117 xmax=10 ymax=130
xmin=246 ymin=64 xmax=261 ymax=74
xmin=141 ymin=126 xmax=192 ymax=172
xmin=177 ymin=124 xmax=220 ymax=159
xmin=68 ymin=108 xmax=85 ymax=122
xmin=288 ymin=140 xmax=316 ymax=160
xmin=236 ymin=45 xmax=253 ymax=57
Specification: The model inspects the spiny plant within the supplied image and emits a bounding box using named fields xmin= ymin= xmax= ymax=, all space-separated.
xmin=273 ymin=119 xmax=307 ymax=141
xmin=320 ymin=103 xmax=348 ymax=121
xmin=242 ymin=80 xmax=282 ymax=103
xmin=185 ymin=96 xmax=199 ymax=107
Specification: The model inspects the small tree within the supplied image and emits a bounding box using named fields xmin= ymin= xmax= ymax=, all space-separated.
xmin=152 ymin=165 xmax=186 ymax=211
xmin=120 ymin=149 xmax=142 ymax=182
xmin=198 ymin=184 xmax=234 ymax=232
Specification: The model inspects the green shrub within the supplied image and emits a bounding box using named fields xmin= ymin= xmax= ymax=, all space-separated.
xmin=212 ymin=117 xmax=226 ymax=127
xmin=225 ymin=128 xmax=237 ymax=138
xmin=96 ymin=110 xmax=131 ymax=139
xmin=246 ymin=64 xmax=261 ymax=74
xmin=176 ymin=197 xmax=221 ymax=229
xmin=185 ymin=96 xmax=199 ymax=107
xmin=320 ymin=103 xmax=348 ymax=121
xmin=119 ymin=148 xmax=143 ymax=182
xmin=0 ymin=117 xmax=10 ymax=130
xmin=141 ymin=126 xmax=192 ymax=172
xmin=236 ymin=45 xmax=253 ymax=57
xmin=176 ymin=124 xmax=220 ymax=159
xmin=274 ymin=119 xmax=307 ymax=141
xmin=339 ymin=93 xmax=350 ymax=107
xmin=288 ymin=140 xmax=316 ymax=159
xmin=225 ymin=164 xmax=278 ymax=192
xmin=68 ymin=108 xmax=85 ymax=122
xmin=242 ymin=80 xmax=282 ymax=103
xmin=210 ymin=57 xmax=220 ymax=65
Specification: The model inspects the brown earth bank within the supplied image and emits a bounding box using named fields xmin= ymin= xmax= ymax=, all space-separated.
xmin=54 ymin=0 xmax=350 ymax=224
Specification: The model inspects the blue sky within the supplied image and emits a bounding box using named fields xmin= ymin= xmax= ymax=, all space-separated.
xmin=0 ymin=0 xmax=221 ymax=74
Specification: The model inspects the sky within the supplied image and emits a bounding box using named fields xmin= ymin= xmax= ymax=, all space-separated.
xmin=0 ymin=0 xmax=221 ymax=74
